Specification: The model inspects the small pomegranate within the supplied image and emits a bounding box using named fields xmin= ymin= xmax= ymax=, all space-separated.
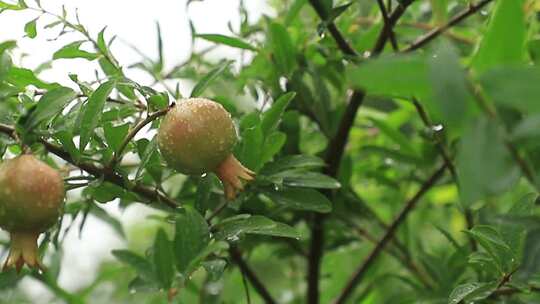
xmin=157 ymin=98 xmax=254 ymax=200
xmin=0 ymin=155 xmax=65 ymax=272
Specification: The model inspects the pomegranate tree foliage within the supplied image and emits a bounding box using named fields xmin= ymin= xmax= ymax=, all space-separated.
xmin=0 ymin=0 xmax=540 ymax=303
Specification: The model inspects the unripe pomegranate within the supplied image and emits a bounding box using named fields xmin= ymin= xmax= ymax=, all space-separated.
xmin=157 ymin=98 xmax=254 ymax=200
xmin=0 ymin=155 xmax=65 ymax=272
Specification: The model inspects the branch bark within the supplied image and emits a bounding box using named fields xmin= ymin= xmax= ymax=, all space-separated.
xmin=229 ymin=246 xmax=277 ymax=304
xmin=332 ymin=164 xmax=447 ymax=304
xmin=403 ymin=0 xmax=494 ymax=52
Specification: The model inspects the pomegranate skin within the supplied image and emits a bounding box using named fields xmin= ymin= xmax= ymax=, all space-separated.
xmin=0 ymin=155 xmax=65 ymax=271
xmin=0 ymin=155 xmax=64 ymax=232
xmin=157 ymin=98 xmax=237 ymax=175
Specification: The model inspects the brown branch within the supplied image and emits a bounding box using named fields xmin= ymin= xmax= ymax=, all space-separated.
xmin=412 ymin=98 xmax=478 ymax=251
xmin=308 ymin=0 xmax=358 ymax=57
xmin=333 ymin=164 xmax=447 ymax=304
xmin=229 ymin=246 xmax=277 ymax=304
xmin=403 ymin=0 xmax=494 ymax=52
xmin=355 ymin=18 xmax=474 ymax=45
xmin=339 ymin=215 xmax=433 ymax=289
xmin=372 ymin=0 xmax=415 ymax=55
xmin=0 ymin=123 xmax=179 ymax=209
xmin=306 ymin=90 xmax=366 ymax=304
xmin=306 ymin=0 xmax=417 ymax=301
xmin=375 ymin=0 xmax=399 ymax=51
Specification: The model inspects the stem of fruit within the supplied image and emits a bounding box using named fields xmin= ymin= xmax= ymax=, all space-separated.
xmin=107 ymin=105 xmax=172 ymax=171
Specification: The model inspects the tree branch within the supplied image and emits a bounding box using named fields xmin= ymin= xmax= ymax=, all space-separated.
xmin=306 ymin=0 xmax=416 ymax=301
xmin=338 ymin=215 xmax=433 ymax=289
xmin=372 ymin=0 xmax=415 ymax=55
xmin=308 ymin=0 xmax=358 ymax=57
xmin=0 ymin=123 xmax=179 ymax=209
xmin=403 ymin=0 xmax=494 ymax=52
xmin=333 ymin=164 xmax=447 ymax=304
xmin=375 ymin=0 xmax=399 ymax=51
xmin=229 ymin=246 xmax=277 ymax=304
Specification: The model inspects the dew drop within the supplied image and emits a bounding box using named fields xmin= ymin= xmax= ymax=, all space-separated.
xmin=432 ymin=124 xmax=443 ymax=132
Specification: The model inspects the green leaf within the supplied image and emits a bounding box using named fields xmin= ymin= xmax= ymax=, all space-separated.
xmin=268 ymin=22 xmax=297 ymax=76
xmin=285 ymin=0 xmax=307 ymax=26
xmin=0 ymin=1 xmax=24 ymax=10
xmin=262 ymin=154 xmax=326 ymax=175
xmin=6 ymin=67 xmax=57 ymax=90
xmin=240 ymin=124 xmax=263 ymax=170
xmin=53 ymin=41 xmax=99 ymax=61
xmin=54 ymin=130 xmax=80 ymax=162
xmin=112 ymin=250 xmax=155 ymax=281
xmin=426 ymin=41 xmax=474 ymax=132
xmin=261 ymin=92 xmax=295 ymax=137
xmin=89 ymin=203 xmax=125 ymax=237
xmin=79 ymin=80 xmax=115 ymax=150
xmin=269 ymin=171 xmax=341 ymax=189
xmin=456 ymin=117 xmax=519 ymax=206
xmin=326 ymin=2 xmax=352 ymax=22
xmin=202 ymin=259 xmax=227 ymax=282
xmin=214 ymin=215 xmax=301 ymax=240
xmin=190 ymin=61 xmax=231 ymax=97
xmin=174 ymin=206 xmax=210 ymax=273
xmin=135 ymin=137 xmax=159 ymax=181
xmin=347 ymin=54 xmax=431 ymax=98
xmin=196 ymin=34 xmax=257 ymax=51
xmin=471 ymin=0 xmax=527 ymax=73
xmin=499 ymin=194 xmax=535 ymax=260
xmin=185 ymin=241 xmax=229 ymax=275
xmin=0 ymin=52 xmax=12 ymax=82
xmin=0 ymin=40 xmax=16 ymax=55
xmin=260 ymin=131 xmax=286 ymax=164
xmin=264 ymin=188 xmax=332 ymax=213
xmin=24 ymin=18 xmax=37 ymax=38
xmin=369 ymin=117 xmax=417 ymax=156
xmin=448 ymin=281 xmax=498 ymax=304
xmin=25 ymin=86 xmax=77 ymax=130
xmin=153 ymin=229 xmax=174 ymax=289
xmin=97 ymin=27 xmax=108 ymax=55
xmin=465 ymin=225 xmax=515 ymax=273
xmin=103 ymin=122 xmax=129 ymax=153
xmin=480 ymin=66 xmax=540 ymax=113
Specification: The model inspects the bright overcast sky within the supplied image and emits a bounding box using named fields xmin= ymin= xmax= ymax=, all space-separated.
xmin=0 ymin=1 xmax=271 ymax=302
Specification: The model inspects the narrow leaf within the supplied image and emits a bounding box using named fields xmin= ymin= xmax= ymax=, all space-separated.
xmin=79 ymin=80 xmax=115 ymax=150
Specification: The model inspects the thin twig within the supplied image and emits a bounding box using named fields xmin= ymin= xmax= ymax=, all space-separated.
xmin=0 ymin=123 xmax=180 ymax=209
xmin=375 ymin=0 xmax=399 ymax=51
xmin=403 ymin=0 xmax=494 ymax=52
xmin=354 ymin=18 xmax=474 ymax=45
xmin=372 ymin=0 xmax=415 ymax=55
xmin=108 ymin=105 xmax=172 ymax=169
xmin=229 ymin=246 xmax=277 ymax=304
xmin=338 ymin=215 xmax=434 ymax=288
xmin=240 ymin=265 xmax=252 ymax=304
xmin=468 ymin=82 xmax=537 ymax=187
xmin=308 ymin=0 xmax=358 ymax=57
xmin=333 ymin=164 xmax=447 ymax=304
xmin=414 ymin=97 xmax=477 ymax=250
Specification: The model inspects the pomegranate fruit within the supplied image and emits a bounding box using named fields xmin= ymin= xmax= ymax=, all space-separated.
xmin=0 ymin=155 xmax=65 ymax=272
xmin=157 ymin=98 xmax=254 ymax=200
